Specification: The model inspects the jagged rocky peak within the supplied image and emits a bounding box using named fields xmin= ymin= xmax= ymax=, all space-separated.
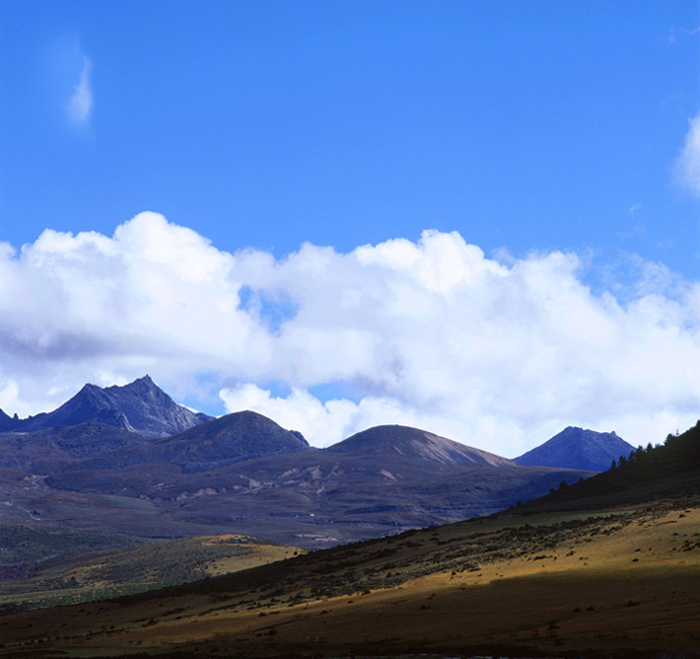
xmin=0 ymin=376 xmax=213 ymax=439
xmin=0 ymin=407 xmax=27 ymax=431
xmin=114 ymin=375 xmax=161 ymax=396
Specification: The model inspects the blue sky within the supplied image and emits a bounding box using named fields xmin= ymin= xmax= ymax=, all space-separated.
xmin=0 ymin=1 xmax=699 ymax=456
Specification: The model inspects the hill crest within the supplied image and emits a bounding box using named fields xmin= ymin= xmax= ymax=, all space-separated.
xmin=157 ymin=410 xmax=312 ymax=472
xmin=326 ymin=424 xmax=514 ymax=467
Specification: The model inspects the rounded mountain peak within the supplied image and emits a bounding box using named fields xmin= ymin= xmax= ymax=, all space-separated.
xmin=157 ymin=409 xmax=311 ymax=472
xmin=327 ymin=424 xmax=512 ymax=467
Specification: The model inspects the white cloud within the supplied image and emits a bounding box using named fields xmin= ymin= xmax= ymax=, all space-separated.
xmin=673 ymin=110 xmax=700 ymax=196
xmin=666 ymin=27 xmax=700 ymax=45
xmin=66 ymin=56 xmax=92 ymax=127
xmin=220 ymin=384 xmax=358 ymax=446
xmin=1 ymin=212 xmax=700 ymax=457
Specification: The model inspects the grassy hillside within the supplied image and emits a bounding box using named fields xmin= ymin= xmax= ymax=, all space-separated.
xmin=0 ymin=495 xmax=698 ymax=657
xmin=0 ymin=533 xmax=300 ymax=615
xmin=1 ymin=420 xmax=699 ymax=657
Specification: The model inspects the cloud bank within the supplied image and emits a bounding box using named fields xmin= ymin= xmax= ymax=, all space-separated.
xmin=1 ymin=212 xmax=699 ymax=456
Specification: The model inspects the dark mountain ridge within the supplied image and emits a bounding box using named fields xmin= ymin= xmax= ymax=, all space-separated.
xmin=0 ymin=376 xmax=212 ymax=438
xmin=0 ymin=411 xmax=312 ymax=475
xmin=515 ymin=425 xmax=635 ymax=471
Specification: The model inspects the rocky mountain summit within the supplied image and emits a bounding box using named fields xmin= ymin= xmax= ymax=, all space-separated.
xmin=0 ymin=376 xmax=212 ymax=438
xmin=515 ymin=426 xmax=635 ymax=471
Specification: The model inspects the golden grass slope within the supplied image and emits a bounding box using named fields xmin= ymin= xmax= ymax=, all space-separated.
xmin=1 ymin=496 xmax=699 ymax=657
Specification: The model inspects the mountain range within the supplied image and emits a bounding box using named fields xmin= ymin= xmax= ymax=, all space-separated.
xmin=0 ymin=376 xmax=632 ymax=548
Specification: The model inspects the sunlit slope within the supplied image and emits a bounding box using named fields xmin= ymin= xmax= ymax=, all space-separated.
xmin=1 ymin=498 xmax=698 ymax=657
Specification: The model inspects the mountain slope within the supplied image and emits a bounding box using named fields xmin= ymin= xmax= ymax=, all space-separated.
xmin=156 ymin=410 xmax=312 ymax=472
xmin=0 ymin=376 xmax=212 ymax=438
xmin=36 ymin=420 xmax=591 ymax=547
xmin=0 ymin=422 xmax=151 ymax=472
xmin=327 ymin=424 xmax=514 ymax=467
xmin=523 ymin=419 xmax=700 ymax=512
xmin=0 ymin=411 xmax=311 ymax=475
xmin=4 ymin=435 xmax=700 ymax=658
xmin=515 ymin=425 xmax=635 ymax=471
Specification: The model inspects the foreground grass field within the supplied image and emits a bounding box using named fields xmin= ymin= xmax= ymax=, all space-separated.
xmin=1 ymin=495 xmax=699 ymax=658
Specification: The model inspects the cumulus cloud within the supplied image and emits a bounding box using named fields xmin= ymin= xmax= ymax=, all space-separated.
xmin=673 ymin=110 xmax=700 ymax=196
xmin=66 ymin=56 xmax=92 ymax=127
xmin=1 ymin=212 xmax=700 ymax=456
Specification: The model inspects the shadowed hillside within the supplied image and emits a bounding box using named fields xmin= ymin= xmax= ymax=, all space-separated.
xmin=0 ymin=532 xmax=301 ymax=614
xmin=519 ymin=420 xmax=700 ymax=512
xmin=156 ymin=410 xmax=312 ymax=472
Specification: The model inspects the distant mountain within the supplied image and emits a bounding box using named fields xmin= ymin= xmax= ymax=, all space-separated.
xmin=515 ymin=426 xmax=635 ymax=471
xmin=0 ymin=376 xmax=212 ymax=438
xmin=156 ymin=411 xmax=312 ymax=472
xmin=36 ymin=420 xmax=590 ymax=547
xmin=0 ymin=412 xmax=311 ymax=475
xmin=327 ymin=424 xmax=514 ymax=468
xmin=521 ymin=420 xmax=700 ymax=513
xmin=0 ymin=377 xmax=595 ymax=548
